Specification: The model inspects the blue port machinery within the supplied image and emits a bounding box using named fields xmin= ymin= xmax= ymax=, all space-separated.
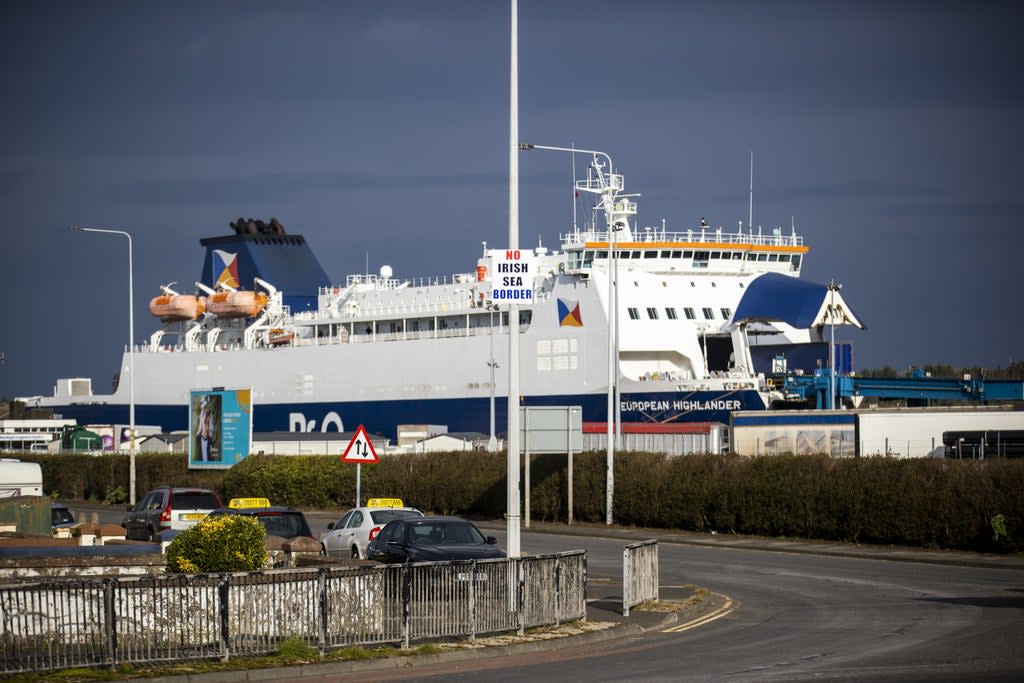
xmin=781 ymin=372 xmax=1024 ymax=409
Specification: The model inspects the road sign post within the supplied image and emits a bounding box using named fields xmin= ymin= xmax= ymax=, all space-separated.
xmin=341 ymin=425 xmax=378 ymax=507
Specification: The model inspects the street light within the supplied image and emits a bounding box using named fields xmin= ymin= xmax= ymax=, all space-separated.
xmin=519 ymin=143 xmax=618 ymax=525
xmin=71 ymin=226 xmax=136 ymax=505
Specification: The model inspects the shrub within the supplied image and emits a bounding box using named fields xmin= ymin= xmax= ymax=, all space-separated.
xmin=166 ymin=515 xmax=268 ymax=573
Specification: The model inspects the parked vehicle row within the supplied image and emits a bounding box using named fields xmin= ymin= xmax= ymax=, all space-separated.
xmin=119 ymin=489 xmax=506 ymax=562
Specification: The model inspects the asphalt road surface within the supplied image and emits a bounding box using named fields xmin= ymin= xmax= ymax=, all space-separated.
xmin=77 ymin=503 xmax=1024 ymax=682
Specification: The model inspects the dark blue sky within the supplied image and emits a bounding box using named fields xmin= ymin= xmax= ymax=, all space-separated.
xmin=1 ymin=0 xmax=1020 ymax=399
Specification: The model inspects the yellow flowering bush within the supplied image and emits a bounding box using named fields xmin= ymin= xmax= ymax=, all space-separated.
xmin=166 ymin=515 xmax=268 ymax=573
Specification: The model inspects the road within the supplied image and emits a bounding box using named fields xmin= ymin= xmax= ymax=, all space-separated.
xmin=78 ymin=503 xmax=1024 ymax=681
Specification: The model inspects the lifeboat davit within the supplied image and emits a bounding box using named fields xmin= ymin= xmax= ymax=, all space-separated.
xmin=148 ymin=294 xmax=206 ymax=322
xmin=207 ymin=290 xmax=268 ymax=318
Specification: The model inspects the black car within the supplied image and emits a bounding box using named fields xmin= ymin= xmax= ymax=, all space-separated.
xmin=207 ymin=503 xmax=315 ymax=541
xmin=365 ymin=515 xmax=505 ymax=563
xmin=51 ymin=502 xmax=76 ymax=528
xmin=122 ymin=487 xmax=223 ymax=541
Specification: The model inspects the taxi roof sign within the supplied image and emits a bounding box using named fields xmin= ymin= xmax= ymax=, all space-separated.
xmin=367 ymin=498 xmax=404 ymax=508
xmin=341 ymin=424 xmax=379 ymax=464
xmin=229 ymin=497 xmax=271 ymax=509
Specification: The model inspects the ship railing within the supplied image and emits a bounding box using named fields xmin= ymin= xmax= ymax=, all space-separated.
xmin=302 ymin=323 xmax=529 ymax=346
xmin=560 ymin=228 xmax=803 ymax=248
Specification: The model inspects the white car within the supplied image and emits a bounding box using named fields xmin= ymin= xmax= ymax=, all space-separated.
xmin=319 ymin=498 xmax=423 ymax=559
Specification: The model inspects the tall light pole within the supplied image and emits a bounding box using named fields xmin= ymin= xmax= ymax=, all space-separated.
xmin=518 ymin=143 xmax=617 ymax=524
xmin=72 ymin=226 xmax=136 ymax=505
xmin=507 ymin=0 xmax=521 ymax=558
xmin=488 ymin=303 xmax=499 ymax=452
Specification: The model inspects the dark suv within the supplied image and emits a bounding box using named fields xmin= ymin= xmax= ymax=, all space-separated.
xmin=122 ymin=487 xmax=222 ymax=541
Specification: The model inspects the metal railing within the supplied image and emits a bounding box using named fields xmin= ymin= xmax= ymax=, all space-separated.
xmin=0 ymin=551 xmax=586 ymax=675
xmin=622 ymin=540 xmax=658 ymax=616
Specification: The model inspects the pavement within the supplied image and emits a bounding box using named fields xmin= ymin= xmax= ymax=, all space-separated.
xmin=128 ymin=521 xmax=1024 ymax=683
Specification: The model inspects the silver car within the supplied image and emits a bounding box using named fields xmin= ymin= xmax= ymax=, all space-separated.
xmin=320 ymin=498 xmax=423 ymax=559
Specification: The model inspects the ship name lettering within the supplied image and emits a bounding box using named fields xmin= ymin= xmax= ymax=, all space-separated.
xmin=620 ymin=399 xmax=743 ymax=413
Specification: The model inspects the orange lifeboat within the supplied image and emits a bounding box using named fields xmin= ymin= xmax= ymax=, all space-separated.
xmin=148 ymin=294 xmax=206 ymax=322
xmin=207 ymin=290 xmax=268 ymax=318
xmin=268 ymin=328 xmax=294 ymax=346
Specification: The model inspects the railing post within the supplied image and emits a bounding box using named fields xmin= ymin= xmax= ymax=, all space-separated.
xmin=554 ymin=559 xmax=562 ymax=626
xmin=104 ymin=578 xmax=117 ymax=670
xmin=517 ymin=558 xmax=526 ymax=635
xmin=623 ymin=545 xmax=632 ymax=616
xmin=318 ymin=567 xmax=328 ymax=653
xmin=401 ymin=565 xmax=411 ymax=650
xmin=468 ymin=560 xmax=477 ymax=643
xmin=218 ymin=575 xmax=230 ymax=662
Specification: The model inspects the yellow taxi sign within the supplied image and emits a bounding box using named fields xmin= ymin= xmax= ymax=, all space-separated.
xmin=367 ymin=497 xmax=403 ymax=508
xmin=229 ymin=497 xmax=271 ymax=509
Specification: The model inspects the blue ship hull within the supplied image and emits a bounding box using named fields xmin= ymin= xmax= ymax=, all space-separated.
xmin=50 ymin=389 xmax=766 ymax=440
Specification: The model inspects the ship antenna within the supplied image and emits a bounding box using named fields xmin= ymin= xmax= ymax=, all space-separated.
xmin=571 ymin=142 xmax=578 ymax=234
xmin=748 ymin=150 xmax=753 ymax=233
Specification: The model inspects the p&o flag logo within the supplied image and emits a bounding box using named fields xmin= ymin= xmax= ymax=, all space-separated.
xmin=557 ymin=298 xmax=583 ymax=327
xmin=214 ymin=250 xmax=240 ymax=288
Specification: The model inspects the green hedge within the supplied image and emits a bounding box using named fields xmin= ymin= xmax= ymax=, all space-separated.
xmin=12 ymin=451 xmax=1024 ymax=553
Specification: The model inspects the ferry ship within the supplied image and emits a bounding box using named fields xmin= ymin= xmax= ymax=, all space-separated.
xmin=25 ymin=155 xmax=860 ymax=439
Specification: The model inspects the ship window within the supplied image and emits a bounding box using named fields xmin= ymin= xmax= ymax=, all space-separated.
xmin=768 ymin=254 xmax=779 ymax=262
xmin=631 ymin=250 xmax=642 ymax=259
xmin=644 ymin=251 xmax=657 ymax=259
xmin=681 ymin=250 xmax=692 ymax=258
xmin=733 ymin=252 xmax=744 ymax=260
xmin=660 ymin=250 xmax=671 ymax=258
xmin=411 ymin=320 xmax=420 ymax=332
xmin=779 ymin=254 xmax=791 ymax=262
xmin=791 ymin=254 xmax=802 ymax=268
xmin=595 ymin=250 xmax=608 ymax=259
xmin=617 ymin=251 xmax=629 ymax=259
xmin=690 ymin=281 xmax=696 ymax=287
xmin=666 ymin=307 xmax=678 ymax=320
xmin=702 ymin=307 xmax=715 ymax=320
xmin=721 ymin=307 xmax=732 ymax=319
xmin=646 ymin=307 xmax=659 ymax=319
xmin=674 ymin=250 xmax=684 ymax=258
xmin=710 ymin=251 xmax=721 ymax=259
xmin=746 ymin=253 xmax=757 ymax=261
xmin=684 ymin=307 xmax=696 ymax=320
xmin=711 ymin=282 xmax=717 ymax=287
xmin=628 ymin=307 xmax=640 ymax=320
xmin=757 ymin=253 xmax=768 ymax=261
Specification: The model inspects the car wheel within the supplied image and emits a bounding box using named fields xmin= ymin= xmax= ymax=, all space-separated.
xmin=350 ymin=546 xmax=361 ymax=560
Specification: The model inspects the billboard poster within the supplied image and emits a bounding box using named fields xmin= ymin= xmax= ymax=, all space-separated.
xmin=189 ymin=388 xmax=253 ymax=469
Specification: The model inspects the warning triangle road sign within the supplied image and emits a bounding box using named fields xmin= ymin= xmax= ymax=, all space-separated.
xmin=342 ymin=424 xmax=379 ymax=464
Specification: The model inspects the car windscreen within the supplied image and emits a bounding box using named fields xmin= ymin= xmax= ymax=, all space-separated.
xmin=51 ymin=507 xmax=75 ymax=525
xmin=171 ymin=492 xmax=220 ymax=509
xmin=370 ymin=509 xmax=422 ymax=525
xmin=258 ymin=513 xmax=311 ymax=539
xmin=407 ymin=521 xmax=486 ymax=545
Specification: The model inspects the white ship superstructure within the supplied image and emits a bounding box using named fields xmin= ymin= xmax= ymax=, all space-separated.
xmin=28 ymin=156 xmax=842 ymax=437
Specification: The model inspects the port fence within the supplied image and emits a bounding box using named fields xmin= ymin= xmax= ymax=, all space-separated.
xmin=622 ymin=540 xmax=659 ymax=617
xmin=0 ymin=551 xmax=586 ymax=675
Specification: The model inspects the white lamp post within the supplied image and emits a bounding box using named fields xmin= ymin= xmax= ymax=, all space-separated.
xmin=72 ymin=226 xmax=136 ymax=505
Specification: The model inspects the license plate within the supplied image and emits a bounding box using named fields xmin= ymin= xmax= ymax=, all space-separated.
xmin=456 ymin=572 xmax=488 ymax=582
xmin=181 ymin=513 xmax=205 ymax=520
